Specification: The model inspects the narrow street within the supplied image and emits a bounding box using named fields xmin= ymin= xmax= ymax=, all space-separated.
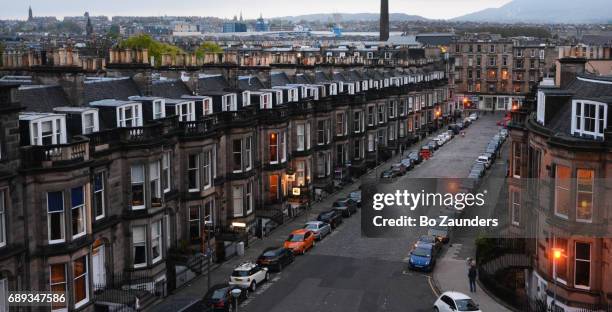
xmin=181 ymin=113 xmax=504 ymax=312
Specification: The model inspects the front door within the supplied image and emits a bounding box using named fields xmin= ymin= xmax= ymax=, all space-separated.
xmin=92 ymin=245 xmax=106 ymax=289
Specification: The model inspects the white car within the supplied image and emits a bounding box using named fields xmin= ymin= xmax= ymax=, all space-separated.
xmin=434 ymin=291 xmax=481 ymax=312
xmin=476 ymin=154 xmax=492 ymax=168
xmin=229 ymin=262 xmax=269 ymax=291
xmin=469 ymin=113 xmax=479 ymax=121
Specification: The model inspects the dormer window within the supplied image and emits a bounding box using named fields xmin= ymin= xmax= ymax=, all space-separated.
xmin=21 ymin=114 xmax=67 ymax=146
xmin=242 ymin=91 xmax=251 ymax=106
xmin=176 ymin=101 xmax=195 ymax=122
xmin=222 ymin=94 xmax=237 ymax=111
xmin=347 ymin=83 xmax=355 ymax=95
xmin=82 ymin=112 xmax=98 ymax=134
xmin=203 ymin=98 xmax=213 ymax=115
xmin=117 ymin=104 xmax=143 ymax=128
xmin=153 ymin=100 xmax=166 ymax=120
xmin=367 ymin=52 xmax=374 ymax=59
xmin=572 ymin=100 xmax=607 ymax=139
xmin=355 ymin=82 xmax=361 ymax=93
xmin=362 ymin=81 xmax=368 ymax=91
xmin=260 ymin=94 xmax=272 ymax=109
xmin=288 ymin=89 xmax=298 ymax=102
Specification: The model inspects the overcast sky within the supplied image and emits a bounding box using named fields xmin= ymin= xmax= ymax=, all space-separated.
xmin=3 ymin=0 xmax=512 ymax=20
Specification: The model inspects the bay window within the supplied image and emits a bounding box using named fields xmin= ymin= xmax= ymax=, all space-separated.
xmin=245 ymin=136 xmax=252 ymax=170
xmin=512 ymin=142 xmax=521 ymax=178
xmin=73 ymin=256 xmax=89 ymax=308
xmin=47 ymin=191 xmax=65 ymax=244
xmin=150 ymin=162 xmax=161 ymax=206
xmin=232 ymin=185 xmax=244 ymax=217
xmin=233 ymin=137 xmax=252 ymax=172
xmin=297 ymin=124 xmax=305 ymax=151
xmin=131 ymin=165 xmax=145 ymax=209
xmin=153 ymin=100 xmax=165 ymax=119
xmin=71 ymin=187 xmax=86 ymax=239
xmin=204 ymin=200 xmax=214 ymax=226
xmin=336 ymin=112 xmax=347 ymax=136
xmin=50 ymin=263 xmax=67 ymax=311
xmin=162 ymin=151 xmax=171 ymax=193
xmin=93 ymin=172 xmax=105 ymax=220
xmin=188 ymin=154 xmax=200 ymax=191
xmin=133 ymin=225 xmax=147 ymax=268
xmin=367 ymin=106 xmax=374 ymax=126
xmin=296 ymin=161 xmax=306 ymax=186
xmin=246 ymin=182 xmax=253 ymax=214
xmin=576 ymin=169 xmax=593 ymax=222
xmin=554 ymin=165 xmax=571 ymax=218
xmin=575 ymin=242 xmax=591 ymax=289
xmin=511 ymin=190 xmax=520 ymax=226
xmin=353 ymin=111 xmax=361 ymax=133
xmin=151 ymin=221 xmax=162 ymax=263
xmin=269 ymin=132 xmax=278 ymax=163
xmin=378 ymin=105 xmax=385 ymax=124
xmin=82 ymin=112 xmax=97 ymax=134
xmin=27 ymin=116 xmax=66 ymax=146
xmin=269 ymin=175 xmax=280 ymax=202
xmin=553 ymin=237 xmax=568 ymax=283
xmin=203 ymin=149 xmax=212 ymax=189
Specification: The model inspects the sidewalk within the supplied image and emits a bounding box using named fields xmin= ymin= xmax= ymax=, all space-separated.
xmin=434 ymin=244 xmax=511 ymax=312
xmin=151 ymin=127 xmax=452 ymax=312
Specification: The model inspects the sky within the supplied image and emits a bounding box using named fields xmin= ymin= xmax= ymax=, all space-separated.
xmin=2 ymin=0 xmax=512 ymax=20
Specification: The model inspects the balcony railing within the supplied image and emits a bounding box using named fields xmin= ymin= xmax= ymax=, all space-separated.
xmin=21 ymin=136 xmax=90 ymax=169
xmin=180 ymin=117 xmax=218 ymax=136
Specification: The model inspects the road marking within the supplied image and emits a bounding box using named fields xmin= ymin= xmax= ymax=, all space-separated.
xmin=428 ymin=276 xmax=440 ymax=297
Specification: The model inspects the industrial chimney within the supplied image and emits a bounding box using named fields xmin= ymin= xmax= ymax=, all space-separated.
xmin=380 ymin=0 xmax=389 ymax=41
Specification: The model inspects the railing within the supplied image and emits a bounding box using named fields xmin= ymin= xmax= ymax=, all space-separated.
xmin=21 ymin=137 xmax=90 ymax=169
xmin=180 ymin=117 xmax=218 ymax=136
xmin=93 ymin=270 xmax=167 ymax=311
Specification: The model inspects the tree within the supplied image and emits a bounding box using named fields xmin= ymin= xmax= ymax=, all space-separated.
xmin=118 ymin=34 xmax=183 ymax=66
xmin=195 ymin=41 xmax=223 ymax=58
xmin=0 ymin=42 xmax=4 ymax=67
xmin=107 ymin=24 xmax=120 ymax=39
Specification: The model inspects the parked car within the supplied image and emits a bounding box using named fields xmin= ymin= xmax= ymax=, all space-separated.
xmin=316 ymin=210 xmax=343 ymax=228
xmin=256 ymin=247 xmax=295 ymax=272
xmin=456 ymin=122 xmax=465 ymax=129
xmin=499 ymin=128 xmax=508 ymax=139
xmin=408 ymin=244 xmax=437 ymax=272
xmin=428 ymin=141 xmax=439 ymax=151
xmin=283 ymin=229 xmax=316 ymax=255
xmin=471 ymin=163 xmax=486 ymax=177
xmin=463 ymin=117 xmax=472 ymax=125
xmin=476 ymin=154 xmax=492 ymax=169
xmin=446 ymin=129 xmax=455 ymax=138
xmin=204 ymin=283 xmax=250 ymax=312
xmin=229 ymin=262 xmax=269 ymax=291
xmin=483 ymin=152 xmax=495 ymax=163
xmin=408 ymin=151 xmax=423 ymax=164
xmin=332 ymin=199 xmax=358 ymax=217
xmin=391 ymin=163 xmax=407 ymax=176
xmin=448 ymin=124 xmax=460 ymax=134
xmin=468 ymin=113 xmax=479 ymax=121
xmin=348 ymin=190 xmax=361 ymax=208
xmin=420 ymin=146 xmax=432 ymax=160
xmin=415 ymin=234 xmax=443 ymax=253
xmin=433 ymin=291 xmax=481 ymax=312
xmin=428 ymin=227 xmax=450 ymax=244
xmin=433 ymin=137 xmax=444 ymax=147
xmin=304 ymin=221 xmax=332 ymax=240
xmin=400 ymin=158 xmax=414 ymax=170
xmin=380 ymin=169 xmax=396 ymax=180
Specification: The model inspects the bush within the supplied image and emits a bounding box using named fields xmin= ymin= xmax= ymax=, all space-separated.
xmin=119 ymin=34 xmax=183 ymax=66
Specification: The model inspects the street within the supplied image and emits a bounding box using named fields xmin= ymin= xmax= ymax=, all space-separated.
xmin=184 ymin=113 xmax=504 ymax=312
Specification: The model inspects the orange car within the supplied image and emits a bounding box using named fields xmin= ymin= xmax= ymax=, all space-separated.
xmin=283 ymin=229 xmax=315 ymax=255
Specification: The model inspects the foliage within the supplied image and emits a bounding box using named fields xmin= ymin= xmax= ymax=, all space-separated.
xmin=118 ymin=34 xmax=183 ymax=66
xmin=107 ymin=24 xmax=120 ymax=39
xmin=475 ymin=234 xmax=497 ymax=264
xmin=195 ymin=41 xmax=223 ymax=58
xmin=53 ymin=20 xmax=83 ymax=34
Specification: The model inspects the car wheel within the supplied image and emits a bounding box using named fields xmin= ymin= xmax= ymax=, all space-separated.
xmin=433 ymin=307 xmax=439 ymax=312
xmin=250 ymin=281 xmax=257 ymax=292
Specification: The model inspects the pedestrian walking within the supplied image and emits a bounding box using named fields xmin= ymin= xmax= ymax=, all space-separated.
xmin=468 ymin=264 xmax=477 ymax=293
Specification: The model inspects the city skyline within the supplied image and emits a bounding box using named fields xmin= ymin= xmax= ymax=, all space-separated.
xmin=3 ymin=0 xmax=511 ymax=20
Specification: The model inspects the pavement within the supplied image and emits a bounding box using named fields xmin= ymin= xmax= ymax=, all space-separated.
xmin=151 ymin=112 xmax=512 ymax=312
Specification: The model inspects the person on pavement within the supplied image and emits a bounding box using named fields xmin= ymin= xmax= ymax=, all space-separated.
xmin=468 ymin=263 xmax=477 ymax=293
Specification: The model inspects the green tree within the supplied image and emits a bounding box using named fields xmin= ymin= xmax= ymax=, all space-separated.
xmin=118 ymin=34 xmax=183 ymax=66
xmin=195 ymin=41 xmax=223 ymax=58
xmin=107 ymin=24 xmax=120 ymax=39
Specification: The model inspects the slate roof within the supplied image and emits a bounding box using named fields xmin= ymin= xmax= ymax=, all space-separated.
xmin=84 ymin=78 xmax=141 ymax=103
xmin=271 ymin=72 xmax=292 ymax=87
xmin=151 ymin=79 xmax=192 ymax=98
xmin=17 ymin=85 xmax=71 ymax=112
xmin=314 ymin=71 xmax=332 ymax=83
xmin=294 ymin=74 xmax=313 ymax=84
xmin=238 ymin=76 xmax=265 ymax=91
xmin=198 ymin=75 xmax=229 ymax=92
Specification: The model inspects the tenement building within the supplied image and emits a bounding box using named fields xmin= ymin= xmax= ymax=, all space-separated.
xmin=450 ymin=36 xmax=557 ymax=112
xmin=508 ymin=58 xmax=612 ymax=310
xmin=0 ymin=45 xmax=451 ymax=311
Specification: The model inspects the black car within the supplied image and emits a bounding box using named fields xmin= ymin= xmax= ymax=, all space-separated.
xmin=204 ymin=283 xmax=249 ymax=312
xmin=348 ymin=190 xmax=361 ymax=208
xmin=428 ymin=141 xmax=439 ymax=150
xmin=317 ymin=210 xmax=343 ymax=228
xmin=256 ymin=247 xmax=295 ymax=272
xmin=408 ymin=151 xmax=423 ymax=164
xmin=332 ymin=199 xmax=358 ymax=217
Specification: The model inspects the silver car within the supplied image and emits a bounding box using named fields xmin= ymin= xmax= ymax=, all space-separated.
xmin=304 ymin=221 xmax=332 ymax=240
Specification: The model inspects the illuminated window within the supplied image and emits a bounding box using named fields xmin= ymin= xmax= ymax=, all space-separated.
xmin=576 ymin=169 xmax=593 ymax=222
xmin=554 ymin=165 xmax=571 ymax=218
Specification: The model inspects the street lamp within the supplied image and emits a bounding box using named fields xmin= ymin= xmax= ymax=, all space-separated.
xmin=230 ymin=288 xmax=242 ymax=312
xmin=552 ymin=248 xmax=564 ymax=311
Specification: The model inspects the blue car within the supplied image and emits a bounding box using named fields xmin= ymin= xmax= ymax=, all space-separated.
xmin=408 ymin=245 xmax=436 ymax=272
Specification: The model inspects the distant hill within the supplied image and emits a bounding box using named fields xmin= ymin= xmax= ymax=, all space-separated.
xmin=452 ymin=0 xmax=612 ymax=24
xmin=277 ymin=13 xmax=429 ymax=23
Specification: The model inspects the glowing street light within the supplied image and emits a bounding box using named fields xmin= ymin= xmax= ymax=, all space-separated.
xmin=551 ymin=248 xmax=564 ymax=310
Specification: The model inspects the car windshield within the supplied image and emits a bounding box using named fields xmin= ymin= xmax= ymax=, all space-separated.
xmin=210 ymin=288 xmax=229 ymax=299
xmin=262 ymin=249 xmax=281 ymax=257
xmin=412 ymin=247 xmax=431 ymax=257
xmin=419 ymin=235 xmax=435 ymax=243
xmin=456 ymin=299 xmax=480 ymax=311
xmin=287 ymin=234 xmax=304 ymax=242
xmin=305 ymin=224 xmax=318 ymax=230
xmin=333 ymin=201 xmax=347 ymax=207
xmin=349 ymin=192 xmax=360 ymax=198
xmin=231 ymin=270 xmax=250 ymax=277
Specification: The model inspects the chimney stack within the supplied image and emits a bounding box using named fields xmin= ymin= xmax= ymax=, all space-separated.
xmin=380 ymin=0 xmax=389 ymax=42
